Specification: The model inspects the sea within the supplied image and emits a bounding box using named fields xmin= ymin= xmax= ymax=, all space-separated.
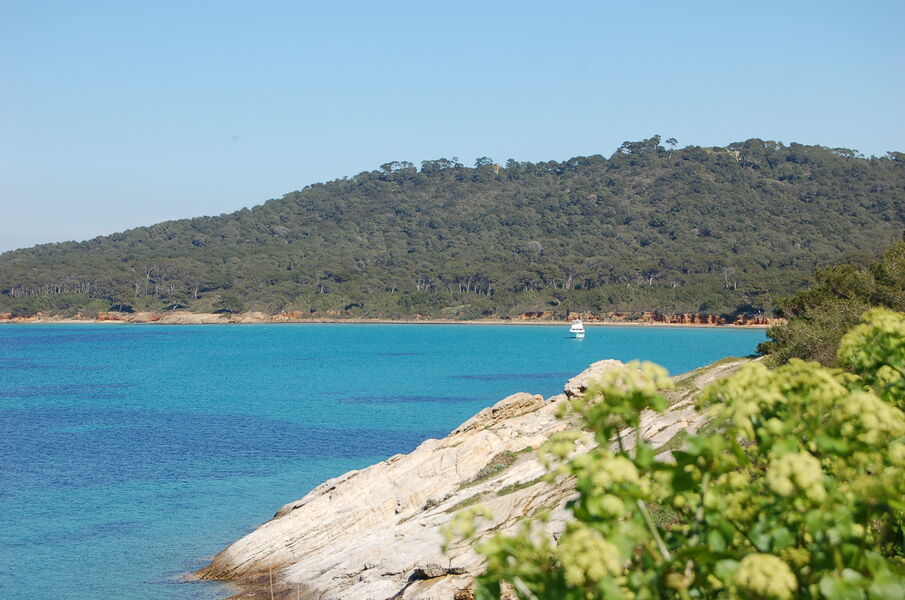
xmin=0 ymin=323 xmax=766 ymax=600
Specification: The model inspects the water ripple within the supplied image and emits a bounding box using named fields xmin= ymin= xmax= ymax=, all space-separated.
xmin=0 ymin=383 xmax=135 ymax=399
xmin=449 ymin=372 xmax=573 ymax=381
xmin=338 ymin=395 xmax=482 ymax=404
xmin=0 ymin=407 xmax=445 ymax=491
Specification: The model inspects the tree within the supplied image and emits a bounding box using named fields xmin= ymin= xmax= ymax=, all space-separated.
xmin=214 ymin=292 xmax=244 ymax=314
xmin=450 ymin=309 xmax=905 ymax=599
xmin=379 ymin=161 xmax=415 ymax=178
xmin=1 ymin=140 xmax=903 ymax=320
xmin=420 ymin=157 xmax=461 ymax=174
xmin=617 ymin=135 xmax=663 ymax=155
xmin=665 ymin=137 xmax=678 ymax=156
xmin=759 ymin=241 xmax=905 ymax=365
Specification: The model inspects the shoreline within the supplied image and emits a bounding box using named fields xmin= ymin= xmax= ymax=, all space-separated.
xmin=0 ymin=314 xmax=776 ymax=329
xmin=193 ymin=357 xmax=756 ymax=599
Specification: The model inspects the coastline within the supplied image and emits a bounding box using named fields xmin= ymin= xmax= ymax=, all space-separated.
xmin=193 ymin=357 xmax=756 ymax=599
xmin=0 ymin=312 xmax=778 ymax=329
xmin=0 ymin=321 xmax=767 ymax=600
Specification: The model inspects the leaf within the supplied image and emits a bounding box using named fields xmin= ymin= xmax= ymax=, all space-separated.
xmin=771 ymin=437 xmax=800 ymax=455
xmin=748 ymin=521 xmax=772 ymax=552
xmin=815 ymin=433 xmax=852 ymax=456
xmin=685 ymin=436 xmax=706 ymax=457
xmin=868 ymin=573 xmax=905 ymax=600
xmin=818 ymin=572 xmax=867 ymax=600
xmin=649 ymin=394 xmax=667 ymax=412
xmin=713 ymin=559 xmax=740 ymax=581
xmin=770 ymin=526 xmax=795 ymax=550
xmin=635 ymin=441 xmax=654 ymax=469
xmin=673 ymin=545 xmax=731 ymax=565
xmin=804 ymin=510 xmax=825 ymax=535
xmin=671 ymin=465 xmax=697 ymax=492
xmin=707 ymin=529 xmax=727 ymax=552
xmin=729 ymin=438 xmax=751 ymax=466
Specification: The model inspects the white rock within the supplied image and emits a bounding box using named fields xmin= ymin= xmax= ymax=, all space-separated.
xmin=562 ymin=359 xmax=625 ymax=397
xmin=195 ymin=357 xmax=750 ymax=599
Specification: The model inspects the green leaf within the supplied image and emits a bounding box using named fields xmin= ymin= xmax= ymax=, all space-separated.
xmin=749 ymin=521 xmax=772 ymax=552
xmin=771 ymin=437 xmax=800 ymax=455
xmin=635 ymin=441 xmax=654 ymax=469
xmin=729 ymin=438 xmax=751 ymax=466
xmin=815 ymin=433 xmax=852 ymax=455
xmin=818 ymin=572 xmax=867 ymax=600
xmin=770 ymin=526 xmax=796 ymax=550
xmin=685 ymin=437 xmax=705 ymax=457
xmin=804 ymin=510 xmax=825 ymax=535
xmin=869 ymin=573 xmax=905 ymax=600
xmin=673 ymin=545 xmax=731 ymax=566
xmin=713 ymin=559 xmax=740 ymax=581
xmin=707 ymin=529 xmax=726 ymax=552
xmin=671 ymin=464 xmax=697 ymax=492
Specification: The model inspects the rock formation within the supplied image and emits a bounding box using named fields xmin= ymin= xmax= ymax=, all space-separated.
xmin=195 ymin=357 xmax=751 ymax=599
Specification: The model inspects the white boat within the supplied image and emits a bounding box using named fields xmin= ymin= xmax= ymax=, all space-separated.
xmin=569 ymin=319 xmax=586 ymax=338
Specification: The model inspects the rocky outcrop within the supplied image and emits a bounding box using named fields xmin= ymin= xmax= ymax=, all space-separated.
xmin=515 ymin=311 xmax=555 ymax=320
xmin=449 ymin=392 xmax=546 ymax=435
xmin=0 ymin=311 xmax=47 ymax=322
xmin=561 ymin=359 xmax=626 ymax=397
xmin=272 ymin=310 xmax=309 ymax=321
xmin=195 ymin=386 xmax=575 ymax=600
xmin=95 ymin=311 xmax=227 ymax=323
xmin=195 ymin=358 xmax=752 ymax=600
xmin=95 ymin=311 xmax=126 ymax=321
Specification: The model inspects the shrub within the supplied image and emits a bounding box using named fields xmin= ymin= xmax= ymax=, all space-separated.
xmin=449 ymin=309 xmax=905 ymax=599
xmin=759 ymin=241 xmax=905 ymax=367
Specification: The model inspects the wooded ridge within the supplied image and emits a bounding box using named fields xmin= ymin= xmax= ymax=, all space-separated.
xmin=2 ymin=137 xmax=902 ymax=319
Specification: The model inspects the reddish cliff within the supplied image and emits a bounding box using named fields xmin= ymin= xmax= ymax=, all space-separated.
xmin=520 ymin=311 xmax=783 ymax=327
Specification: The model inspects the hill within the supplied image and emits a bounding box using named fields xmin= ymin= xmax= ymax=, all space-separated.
xmin=2 ymin=137 xmax=903 ymax=320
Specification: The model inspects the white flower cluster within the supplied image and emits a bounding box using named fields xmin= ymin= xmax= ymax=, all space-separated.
xmin=838 ymin=391 xmax=905 ymax=445
xmin=733 ymin=553 xmax=798 ymax=599
xmin=557 ymin=524 xmax=623 ymax=586
xmin=766 ymin=451 xmax=826 ymax=502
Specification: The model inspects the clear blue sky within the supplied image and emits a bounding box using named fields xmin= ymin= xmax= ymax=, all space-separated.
xmin=2 ymin=0 xmax=903 ymax=252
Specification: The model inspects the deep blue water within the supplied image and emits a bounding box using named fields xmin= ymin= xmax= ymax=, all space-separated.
xmin=0 ymin=323 xmax=765 ymax=599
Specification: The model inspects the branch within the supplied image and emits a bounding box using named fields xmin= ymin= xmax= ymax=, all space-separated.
xmin=637 ymin=499 xmax=672 ymax=561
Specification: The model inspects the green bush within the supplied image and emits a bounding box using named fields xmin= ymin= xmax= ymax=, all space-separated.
xmin=759 ymin=241 xmax=905 ymax=367
xmin=449 ymin=309 xmax=905 ymax=599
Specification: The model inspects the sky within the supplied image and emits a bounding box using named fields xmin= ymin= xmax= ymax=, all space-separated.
xmin=1 ymin=0 xmax=903 ymax=252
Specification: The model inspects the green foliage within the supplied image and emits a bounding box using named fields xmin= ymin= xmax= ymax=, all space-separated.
xmin=214 ymin=292 xmax=244 ymax=314
xmin=461 ymin=451 xmax=520 ymax=489
xmin=496 ymin=476 xmax=546 ymax=497
xmin=838 ymin=308 xmax=905 ymax=409
xmin=1 ymin=140 xmax=903 ymax=319
xmin=760 ymin=241 xmax=905 ymax=366
xmin=450 ymin=311 xmax=905 ymax=599
xmin=445 ymin=493 xmax=489 ymax=514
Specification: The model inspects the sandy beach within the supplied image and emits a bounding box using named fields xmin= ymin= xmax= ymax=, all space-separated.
xmin=0 ymin=311 xmax=778 ymax=328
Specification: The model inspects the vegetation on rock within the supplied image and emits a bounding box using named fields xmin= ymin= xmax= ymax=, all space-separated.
xmin=1 ymin=138 xmax=903 ymax=319
xmin=449 ymin=309 xmax=905 ymax=599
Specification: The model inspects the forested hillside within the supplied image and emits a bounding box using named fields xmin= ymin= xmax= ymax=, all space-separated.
xmin=2 ymin=137 xmax=903 ymax=319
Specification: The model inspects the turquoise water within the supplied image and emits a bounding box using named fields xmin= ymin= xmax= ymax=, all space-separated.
xmin=0 ymin=324 xmax=765 ymax=599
